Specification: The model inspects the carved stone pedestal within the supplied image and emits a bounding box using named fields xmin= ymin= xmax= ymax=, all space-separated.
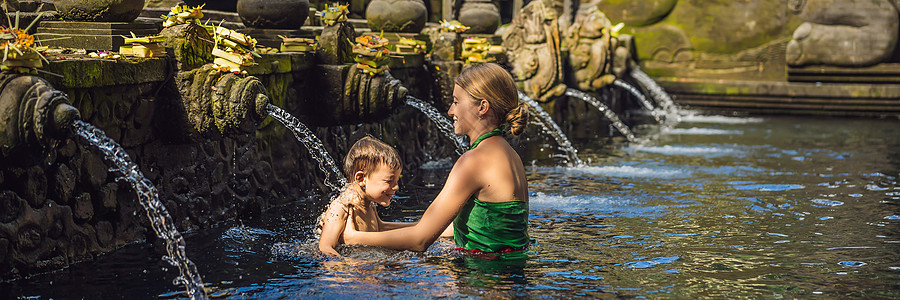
xmin=35 ymin=20 xmax=160 ymax=51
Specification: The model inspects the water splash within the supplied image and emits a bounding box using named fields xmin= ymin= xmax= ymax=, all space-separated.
xmin=72 ymin=120 xmax=207 ymax=300
xmin=630 ymin=67 xmax=677 ymax=112
xmin=518 ymin=91 xmax=583 ymax=166
xmin=266 ymin=104 xmax=347 ymax=192
xmin=564 ymin=88 xmax=636 ymax=142
xmin=405 ymin=96 xmax=467 ymax=155
xmin=613 ymin=79 xmax=662 ymax=122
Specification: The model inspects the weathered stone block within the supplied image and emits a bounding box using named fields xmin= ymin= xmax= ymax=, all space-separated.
xmin=36 ymin=21 xmax=159 ymax=49
xmin=16 ymin=223 xmax=42 ymax=253
xmin=99 ymin=183 xmax=118 ymax=211
xmin=95 ymin=221 xmax=114 ymax=249
xmin=0 ymin=238 xmax=7 ymax=264
xmin=46 ymin=58 xmax=169 ymax=89
xmin=50 ymin=164 xmax=75 ymax=205
xmin=24 ymin=167 xmax=46 ymax=209
xmin=73 ymin=192 xmax=93 ymax=222
xmin=80 ymin=153 xmax=108 ymax=191
xmin=0 ymin=191 xmax=23 ymax=223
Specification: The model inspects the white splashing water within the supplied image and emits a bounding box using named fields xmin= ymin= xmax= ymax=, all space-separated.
xmin=266 ymin=104 xmax=346 ymax=193
xmin=564 ymin=88 xmax=636 ymax=142
xmin=632 ymin=145 xmax=742 ymax=156
xmin=535 ymin=165 xmax=689 ymax=179
xmin=679 ymin=112 xmax=765 ymax=124
xmin=663 ymin=128 xmax=743 ymax=135
xmin=73 ymin=120 xmax=207 ymax=300
xmin=518 ymin=91 xmax=583 ymax=166
xmin=405 ymin=96 xmax=468 ymax=155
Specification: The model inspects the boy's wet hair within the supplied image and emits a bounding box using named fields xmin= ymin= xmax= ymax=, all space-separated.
xmin=344 ymin=136 xmax=402 ymax=181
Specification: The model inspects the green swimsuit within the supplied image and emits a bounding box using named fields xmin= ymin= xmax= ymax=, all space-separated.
xmin=452 ymin=128 xmax=530 ymax=253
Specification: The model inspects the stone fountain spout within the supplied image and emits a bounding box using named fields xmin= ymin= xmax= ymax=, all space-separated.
xmin=0 ymin=73 xmax=82 ymax=158
xmin=175 ymin=65 xmax=273 ymax=138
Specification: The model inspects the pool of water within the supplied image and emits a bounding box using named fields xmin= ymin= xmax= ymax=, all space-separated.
xmin=6 ymin=113 xmax=900 ymax=298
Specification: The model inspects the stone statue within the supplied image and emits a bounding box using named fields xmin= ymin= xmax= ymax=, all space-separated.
xmin=502 ymin=0 xmax=566 ymax=102
xmin=563 ymin=4 xmax=617 ymax=90
xmin=787 ymin=0 xmax=899 ymax=67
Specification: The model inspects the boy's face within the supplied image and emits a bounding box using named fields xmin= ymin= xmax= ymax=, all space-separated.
xmin=361 ymin=163 xmax=401 ymax=207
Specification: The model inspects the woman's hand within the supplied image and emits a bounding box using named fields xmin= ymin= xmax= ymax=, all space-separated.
xmin=341 ymin=212 xmax=359 ymax=244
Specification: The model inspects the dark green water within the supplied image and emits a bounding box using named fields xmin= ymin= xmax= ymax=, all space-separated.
xmin=6 ymin=113 xmax=900 ymax=298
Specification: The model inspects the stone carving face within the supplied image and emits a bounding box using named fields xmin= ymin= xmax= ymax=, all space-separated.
xmin=564 ymin=6 xmax=616 ymax=90
xmin=502 ymin=0 xmax=566 ymax=102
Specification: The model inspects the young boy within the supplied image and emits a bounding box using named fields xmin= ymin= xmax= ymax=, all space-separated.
xmin=318 ymin=136 xmax=412 ymax=256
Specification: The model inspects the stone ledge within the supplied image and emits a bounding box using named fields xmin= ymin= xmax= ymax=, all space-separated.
xmin=43 ymin=57 xmax=170 ymax=89
xmin=656 ymin=77 xmax=900 ymax=116
xmin=38 ymin=52 xmax=314 ymax=89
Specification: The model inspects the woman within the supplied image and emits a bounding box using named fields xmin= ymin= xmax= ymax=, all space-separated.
xmin=342 ymin=63 xmax=530 ymax=253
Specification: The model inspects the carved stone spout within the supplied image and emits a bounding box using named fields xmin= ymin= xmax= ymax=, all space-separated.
xmin=340 ymin=65 xmax=408 ymax=121
xmin=176 ymin=65 xmax=271 ymax=138
xmin=0 ymin=73 xmax=81 ymax=157
xmin=301 ymin=64 xmax=408 ymax=125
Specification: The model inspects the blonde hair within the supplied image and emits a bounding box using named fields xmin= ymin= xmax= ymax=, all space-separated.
xmin=344 ymin=136 xmax=402 ymax=181
xmin=455 ymin=63 xmax=529 ymax=136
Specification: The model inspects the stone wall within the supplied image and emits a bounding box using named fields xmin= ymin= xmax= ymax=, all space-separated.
xmin=0 ymin=53 xmax=456 ymax=279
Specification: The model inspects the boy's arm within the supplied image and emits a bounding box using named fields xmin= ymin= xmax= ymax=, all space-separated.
xmin=318 ymin=200 xmax=349 ymax=256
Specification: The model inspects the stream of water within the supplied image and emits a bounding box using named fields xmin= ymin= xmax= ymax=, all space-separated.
xmin=519 ymin=91 xmax=583 ymax=166
xmin=405 ymin=96 xmax=468 ymax=155
xmin=266 ymin=104 xmax=347 ymax=193
xmin=564 ymin=88 xmax=637 ymax=142
xmin=71 ymin=120 xmax=207 ymax=299
xmin=631 ymin=67 xmax=677 ymax=112
xmin=613 ymin=79 xmax=663 ymax=123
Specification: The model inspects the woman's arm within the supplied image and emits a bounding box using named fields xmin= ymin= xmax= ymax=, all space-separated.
xmin=343 ymin=154 xmax=481 ymax=251
xmin=318 ymin=199 xmax=349 ymax=256
xmin=379 ymin=220 xmax=418 ymax=231
xmin=439 ymin=224 xmax=453 ymax=238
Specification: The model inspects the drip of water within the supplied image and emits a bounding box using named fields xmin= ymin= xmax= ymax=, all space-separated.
xmin=405 ymin=96 xmax=468 ymax=155
xmin=564 ymin=88 xmax=637 ymax=142
xmin=613 ymin=79 xmax=663 ymax=123
xmin=266 ymin=104 xmax=347 ymax=192
xmin=518 ymin=91 xmax=583 ymax=166
xmin=72 ymin=120 xmax=207 ymax=300
xmin=630 ymin=67 xmax=677 ymax=112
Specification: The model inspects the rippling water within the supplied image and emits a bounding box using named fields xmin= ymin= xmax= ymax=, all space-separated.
xmin=6 ymin=114 xmax=900 ymax=298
